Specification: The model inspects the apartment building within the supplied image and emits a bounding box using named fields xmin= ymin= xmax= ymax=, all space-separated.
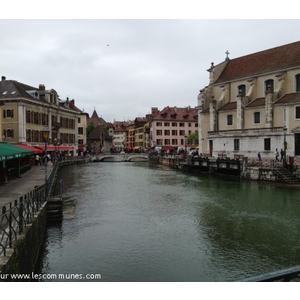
xmin=0 ymin=76 xmax=81 ymax=154
xmin=150 ymin=106 xmax=198 ymax=150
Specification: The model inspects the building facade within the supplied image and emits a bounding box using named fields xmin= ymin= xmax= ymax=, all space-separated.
xmin=0 ymin=76 xmax=82 ymax=154
xmin=197 ymin=41 xmax=300 ymax=159
xmin=150 ymin=106 xmax=198 ymax=150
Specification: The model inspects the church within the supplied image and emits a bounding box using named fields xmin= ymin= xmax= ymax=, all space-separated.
xmin=197 ymin=40 xmax=300 ymax=160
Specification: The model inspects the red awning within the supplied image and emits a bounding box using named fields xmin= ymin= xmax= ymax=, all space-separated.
xmin=162 ymin=146 xmax=175 ymax=150
xmin=34 ymin=145 xmax=74 ymax=151
xmin=14 ymin=144 xmax=43 ymax=154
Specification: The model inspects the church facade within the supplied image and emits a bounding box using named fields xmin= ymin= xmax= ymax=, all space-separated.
xmin=197 ymin=41 xmax=300 ymax=160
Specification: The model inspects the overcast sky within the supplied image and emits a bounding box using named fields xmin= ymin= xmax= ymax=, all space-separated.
xmin=1 ymin=5 xmax=299 ymax=123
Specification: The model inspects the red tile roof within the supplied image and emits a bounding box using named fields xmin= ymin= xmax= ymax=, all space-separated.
xmin=246 ymin=97 xmax=265 ymax=108
xmin=215 ymin=40 xmax=300 ymax=84
xmin=152 ymin=106 xmax=198 ymax=121
xmin=275 ymin=92 xmax=300 ymax=104
xmin=218 ymin=101 xmax=237 ymax=111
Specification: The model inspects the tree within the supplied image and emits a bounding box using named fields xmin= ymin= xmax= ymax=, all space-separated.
xmin=87 ymin=123 xmax=95 ymax=136
xmin=187 ymin=130 xmax=198 ymax=145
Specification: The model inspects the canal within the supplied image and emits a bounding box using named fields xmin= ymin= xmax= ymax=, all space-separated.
xmin=35 ymin=162 xmax=300 ymax=282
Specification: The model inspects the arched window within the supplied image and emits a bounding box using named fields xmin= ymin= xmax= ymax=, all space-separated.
xmin=296 ymin=74 xmax=300 ymax=92
xmin=237 ymin=84 xmax=246 ymax=97
xmin=265 ymin=79 xmax=274 ymax=93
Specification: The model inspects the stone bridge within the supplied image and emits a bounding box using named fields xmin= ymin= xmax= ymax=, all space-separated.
xmin=90 ymin=153 xmax=149 ymax=162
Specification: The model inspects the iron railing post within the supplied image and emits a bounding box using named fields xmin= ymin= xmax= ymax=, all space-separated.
xmin=19 ymin=196 xmax=24 ymax=234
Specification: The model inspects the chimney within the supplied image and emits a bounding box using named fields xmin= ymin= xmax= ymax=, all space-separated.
xmin=2 ymin=76 xmax=6 ymax=81
xmin=70 ymin=99 xmax=75 ymax=107
xmin=39 ymin=84 xmax=45 ymax=90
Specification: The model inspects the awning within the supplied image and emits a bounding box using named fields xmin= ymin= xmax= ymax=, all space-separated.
xmin=14 ymin=144 xmax=43 ymax=154
xmin=162 ymin=146 xmax=175 ymax=150
xmin=134 ymin=146 xmax=141 ymax=149
xmin=34 ymin=145 xmax=74 ymax=151
xmin=0 ymin=142 xmax=34 ymax=162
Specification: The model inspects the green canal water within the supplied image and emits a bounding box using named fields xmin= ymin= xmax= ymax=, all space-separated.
xmin=35 ymin=162 xmax=300 ymax=282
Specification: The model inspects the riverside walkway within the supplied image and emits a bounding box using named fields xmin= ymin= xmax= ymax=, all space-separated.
xmin=0 ymin=164 xmax=54 ymax=207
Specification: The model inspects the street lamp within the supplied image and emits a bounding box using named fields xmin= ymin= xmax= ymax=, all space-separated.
xmin=42 ymin=126 xmax=50 ymax=197
xmin=283 ymin=126 xmax=287 ymax=167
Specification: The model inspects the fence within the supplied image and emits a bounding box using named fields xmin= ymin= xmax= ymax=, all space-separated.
xmin=0 ymin=162 xmax=59 ymax=257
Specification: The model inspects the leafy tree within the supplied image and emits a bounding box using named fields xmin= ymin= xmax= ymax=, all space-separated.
xmin=187 ymin=130 xmax=198 ymax=145
xmin=87 ymin=123 xmax=95 ymax=136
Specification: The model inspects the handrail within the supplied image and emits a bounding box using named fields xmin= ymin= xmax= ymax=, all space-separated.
xmin=0 ymin=163 xmax=58 ymax=257
xmin=0 ymin=157 xmax=86 ymax=257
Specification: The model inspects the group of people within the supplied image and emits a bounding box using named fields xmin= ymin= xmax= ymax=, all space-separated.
xmin=34 ymin=152 xmax=61 ymax=166
xmin=257 ymin=148 xmax=285 ymax=162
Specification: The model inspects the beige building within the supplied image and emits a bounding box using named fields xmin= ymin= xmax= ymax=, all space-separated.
xmin=0 ymin=76 xmax=82 ymax=154
xmin=197 ymin=41 xmax=300 ymax=159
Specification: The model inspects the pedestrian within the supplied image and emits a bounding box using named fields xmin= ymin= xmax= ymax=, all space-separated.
xmin=275 ymin=148 xmax=279 ymax=161
xmin=257 ymin=152 xmax=261 ymax=161
xmin=35 ymin=154 xmax=40 ymax=166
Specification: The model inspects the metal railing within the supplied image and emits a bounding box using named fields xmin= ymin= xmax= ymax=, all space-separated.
xmin=238 ymin=265 xmax=300 ymax=282
xmin=0 ymin=185 xmax=46 ymax=257
xmin=0 ymin=162 xmax=59 ymax=257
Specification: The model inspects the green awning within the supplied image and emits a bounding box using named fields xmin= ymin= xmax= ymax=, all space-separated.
xmin=0 ymin=142 xmax=34 ymax=162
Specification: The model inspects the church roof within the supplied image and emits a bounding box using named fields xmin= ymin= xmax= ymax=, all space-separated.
xmin=275 ymin=92 xmax=300 ymax=104
xmin=215 ymin=40 xmax=300 ymax=84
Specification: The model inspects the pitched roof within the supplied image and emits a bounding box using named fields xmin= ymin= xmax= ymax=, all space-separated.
xmin=0 ymin=79 xmax=46 ymax=101
xmin=274 ymin=92 xmax=300 ymax=104
xmin=215 ymin=40 xmax=300 ymax=84
xmin=152 ymin=106 xmax=198 ymax=121
xmin=218 ymin=101 xmax=237 ymax=111
xmin=246 ymin=97 xmax=265 ymax=108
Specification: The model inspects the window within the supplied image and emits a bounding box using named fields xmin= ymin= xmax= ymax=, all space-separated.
xmin=296 ymin=107 xmax=300 ymax=119
xmin=296 ymin=74 xmax=300 ymax=92
xmin=238 ymin=84 xmax=246 ymax=97
xmin=234 ymin=139 xmax=240 ymax=151
xmin=254 ymin=112 xmax=260 ymax=124
xmin=3 ymin=109 xmax=14 ymax=118
xmin=179 ymin=123 xmax=184 ymax=127
xmin=172 ymin=130 xmax=178 ymax=135
xmin=265 ymin=79 xmax=274 ymax=93
xmin=78 ymin=127 xmax=83 ymax=134
xmin=171 ymin=123 xmax=177 ymax=127
xmin=188 ymin=123 xmax=191 ymax=127
xmin=3 ymin=129 xmax=14 ymax=138
xmin=164 ymin=130 xmax=170 ymax=135
xmin=78 ymin=117 xmax=81 ymax=123
xmin=264 ymin=138 xmax=271 ymax=151
xmin=227 ymin=115 xmax=233 ymax=126
xmin=172 ymin=139 xmax=177 ymax=145
xmin=164 ymin=139 xmax=170 ymax=145
xmin=156 ymin=130 xmax=162 ymax=135
xmin=164 ymin=122 xmax=170 ymax=127
xmin=179 ymin=130 xmax=185 ymax=135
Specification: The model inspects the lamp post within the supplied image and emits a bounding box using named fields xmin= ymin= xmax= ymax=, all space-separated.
xmin=283 ymin=126 xmax=287 ymax=167
xmin=42 ymin=126 xmax=50 ymax=197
